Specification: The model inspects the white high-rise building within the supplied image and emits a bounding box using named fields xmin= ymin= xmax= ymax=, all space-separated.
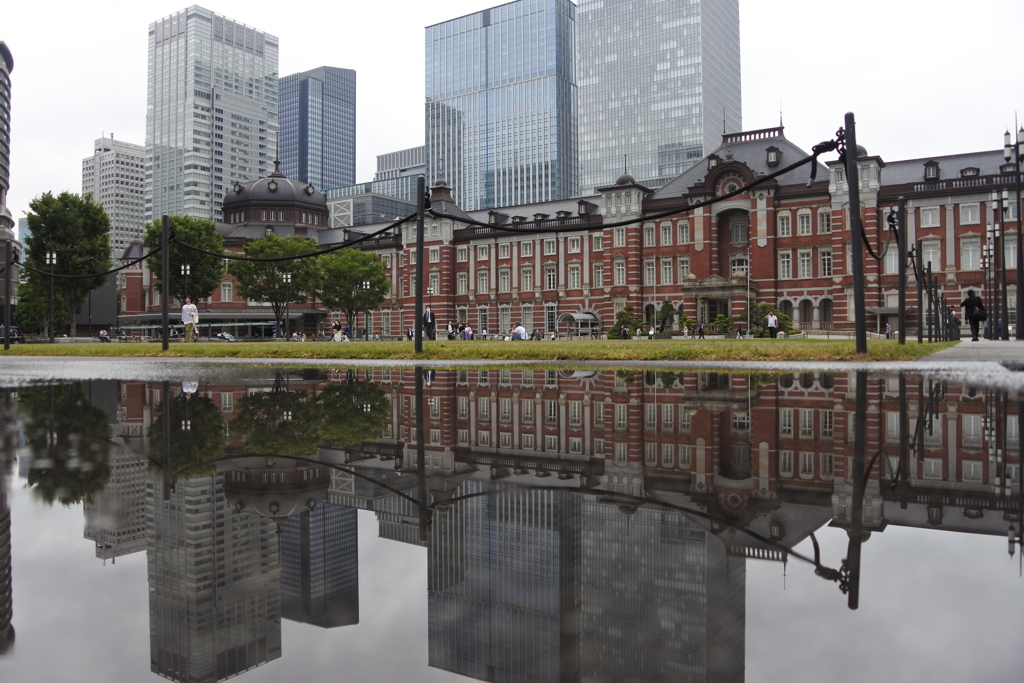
xmin=82 ymin=137 xmax=147 ymax=252
xmin=577 ymin=0 xmax=742 ymax=193
xmin=145 ymin=6 xmax=279 ymax=223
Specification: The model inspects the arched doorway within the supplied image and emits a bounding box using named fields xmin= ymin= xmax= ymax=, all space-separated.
xmin=778 ymin=300 xmax=793 ymax=322
xmin=820 ymin=299 xmax=834 ymax=329
xmin=799 ymin=300 xmax=814 ymax=329
xmin=644 ymin=304 xmax=656 ymax=327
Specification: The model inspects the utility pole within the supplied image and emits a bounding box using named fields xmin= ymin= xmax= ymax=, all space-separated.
xmin=161 ymin=215 xmax=169 ymax=350
xmin=414 ymin=176 xmax=426 ymax=353
xmin=897 ymin=198 xmax=907 ymax=345
xmin=844 ymin=113 xmax=868 ymax=354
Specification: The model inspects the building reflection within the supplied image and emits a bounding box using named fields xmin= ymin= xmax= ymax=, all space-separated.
xmin=7 ymin=367 xmax=1018 ymax=681
xmin=1 ymin=389 xmax=15 ymax=655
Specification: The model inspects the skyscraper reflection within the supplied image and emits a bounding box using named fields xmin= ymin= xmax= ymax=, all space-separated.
xmin=0 ymin=389 xmax=14 ymax=655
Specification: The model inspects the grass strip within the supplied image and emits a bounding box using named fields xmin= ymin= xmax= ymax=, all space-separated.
xmin=0 ymin=339 xmax=956 ymax=362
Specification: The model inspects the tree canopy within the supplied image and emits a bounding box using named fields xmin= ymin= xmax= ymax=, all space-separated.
xmin=315 ymin=249 xmax=391 ymax=328
xmin=607 ymin=306 xmax=644 ymax=339
xmin=20 ymin=192 xmax=112 ymax=337
xmin=143 ymin=216 xmax=226 ymax=303
xmin=19 ymin=382 xmax=113 ymax=506
xmin=227 ymin=234 xmax=320 ymax=335
xmin=147 ymin=390 xmax=226 ymax=478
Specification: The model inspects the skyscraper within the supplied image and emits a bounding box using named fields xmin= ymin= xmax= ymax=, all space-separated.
xmin=145 ymin=7 xmax=279 ymax=224
xmin=82 ymin=137 xmax=146 ymax=252
xmin=425 ymin=0 xmax=578 ymax=211
xmin=279 ymin=67 xmax=356 ymax=191
xmin=0 ymin=41 xmax=14 ymax=238
xmin=577 ymin=0 xmax=741 ymax=193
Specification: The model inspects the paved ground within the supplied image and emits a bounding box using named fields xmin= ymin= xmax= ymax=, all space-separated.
xmin=917 ymin=339 xmax=1024 ymax=363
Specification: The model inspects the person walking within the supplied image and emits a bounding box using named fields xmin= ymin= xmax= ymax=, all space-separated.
xmin=885 ymin=322 xmax=892 ymax=339
xmin=332 ymin=319 xmax=342 ymax=342
xmin=961 ymin=289 xmax=985 ymax=342
xmin=181 ymin=297 xmax=199 ymax=342
xmin=423 ymin=305 xmax=437 ymax=340
xmin=766 ymin=310 xmax=779 ymax=339
xmin=696 ymin=323 xmax=705 ymax=339
xmin=446 ymin=320 xmax=455 ymax=340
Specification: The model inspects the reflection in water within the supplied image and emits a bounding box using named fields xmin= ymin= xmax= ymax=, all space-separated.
xmin=2 ymin=369 xmax=1022 ymax=681
xmin=1 ymin=389 xmax=14 ymax=655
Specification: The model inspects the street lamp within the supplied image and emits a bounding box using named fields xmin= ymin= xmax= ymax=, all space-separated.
xmin=984 ymin=207 xmax=1004 ymax=339
xmin=45 ymin=251 xmax=56 ymax=343
xmin=362 ymin=280 xmax=371 ymax=340
xmin=181 ymin=263 xmax=190 ymax=299
xmin=1003 ymin=127 xmax=1023 ymax=339
xmin=282 ymin=271 xmax=292 ymax=340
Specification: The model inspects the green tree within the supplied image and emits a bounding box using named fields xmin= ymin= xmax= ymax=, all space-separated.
xmin=19 ymin=383 xmax=112 ymax=506
xmin=22 ymin=192 xmax=112 ymax=337
xmin=227 ymin=234 xmax=320 ymax=337
xmin=315 ymin=249 xmax=391 ymax=330
xmin=744 ymin=302 xmax=793 ymax=336
xmin=148 ymin=390 xmax=226 ymax=478
xmin=712 ymin=313 xmax=735 ymax=337
xmin=655 ymin=300 xmax=679 ymax=333
xmin=143 ymin=216 xmax=226 ymax=303
xmin=14 ymin=277 xmax=69 ymax=335
xmin=607 ymin=306 xmax=644 ymax=339
xmin=232 ymin=374 xmax=389 ymax=458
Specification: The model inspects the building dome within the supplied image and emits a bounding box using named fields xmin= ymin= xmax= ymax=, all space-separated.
xmin=222 ymin=457 xmax=329 ymax=525
xmin=223 ymin=163 xmax=327 ymax=211
xmin=613 ymin=172 xmax=637 ymax=187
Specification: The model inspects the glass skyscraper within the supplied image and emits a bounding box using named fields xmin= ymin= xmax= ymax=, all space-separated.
xmin=279 ymin=67 xmax=356 ymax=191
xmin=577 ymin=0 xmax=741 ymax=193
xmin=145 ymin=7 xmax=279 ymax=223
xmin=0 ymin=41 xmax=14 ymax=237
xmin=425 ymin=0 xmax=578 ymax=211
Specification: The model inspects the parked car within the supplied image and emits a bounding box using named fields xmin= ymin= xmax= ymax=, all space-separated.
xmin=0 ymin=326 xmax=25 ymax=344
xmin=214 ymin=332 xmax=237 ymax=342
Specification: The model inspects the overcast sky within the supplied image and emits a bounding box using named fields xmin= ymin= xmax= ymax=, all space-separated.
xmin=4 ymin=0 xmax=1022 ymax=226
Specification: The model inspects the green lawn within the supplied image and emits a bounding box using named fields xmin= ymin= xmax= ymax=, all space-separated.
xmin=0 ymin=338 xmax=956 ymax=361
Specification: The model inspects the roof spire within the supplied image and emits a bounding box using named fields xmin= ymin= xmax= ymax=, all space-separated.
xmin=723 ymin=107 xmax=727 ymax=135
xmin=780 ymin=99 xmax=783 ymax=127
xmin=623 ymin=154 xmax=627 ymax=175
xmin=271 ymin=131 xmax=284 ymax=177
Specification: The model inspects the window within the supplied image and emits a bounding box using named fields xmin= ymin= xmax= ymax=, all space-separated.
xmin=778 ymin=213 xmax=792 ymax=237
xmin=477 ymin=397 xmax=491 ymax=421
xmin=962 ymin=414 xmax=983 ymax=447
xmin=820 ymin=248 xmax=833 ymax=277
xmin=478 ymin=431 xmax=491 ymax=447
xmin=593 ymin=404 xmax=605 ymax=427
xmin=732 ymin=411 xmax=750 ymax=430
xmin=679 ymin=257 xmax=690 ymax=280
xmin=546 ymin=306 xmax=557 ymax=332
xmin=457 ymin=272 xmax=468 ymax=294
xmin=644 ymin=260 xmax=656 ymax=285
xmin=615 ymin=443 xmax=628 ymax=463
xmin=679 ymin=408 xmax=691 ymax=430
xmin=779 ymin=252 xmax=792 ymax=279
xmin=568 ymin=237 xmax=580 ymax=253
xmin=798 ymin=213 xmax=812 ymax=235
xmin=821 ymin=411 xmax=834 ymax=438
xmin=568 ymin=264 xmax=581 ymax=289
xmin=521 ymin=241 xmax=533 ymax=257
xmin=884 ymin=244 xmax=899 ymax=274
xmin=645 ymin=443 xmax=658 ymax=464
xmin=544 ymin=239 xmax=557 ymax=255
xmin=780 ymin=450 xmax=794 ymax=476
xmin=614 ymin=227 xmax=626 ymax=247
xmin=569 ymin=401 xmax=582 ymax=426
xmin=499 ymin=243 xmax=510 ymax=259
xmin=922 ymin=241 xmax=941 ymax=270
xmin=593 ymin=262 xmax=604 ymax=288
xmin=522 ymin=400 xmax=534 ymax=423
xmin=645 ymin=404 xmax=657 ymax=428
xmin=522 ymin=433 xmax=535 ymax=450
xmin=818 ymin=211 xmax=832 ymax=233
xmin=821 ymin=453 xmax=834 ymax=477
xmin=457 ymin=429 xmax=469 ymax=445
xmin=594 ymin=438 xmax=605 ymax=455
xmin=409 ymin=249 xmax=417 ymax=265
xmin=382 ymin=311 xmax=391 ymax=334
xmin=614 ymin=260 xmax=626 ymax=285
xmin=780 ymin=409 xmax=793 ymax=436
xmin=680 ymin=445 xmax=692 ymax=469
xmin=478 ymin=309 xmax=489 ymax=332
xmin=615 ymin=404 xmax=628 ymax=429
xmin=429 ymin=247 xmax=440 ymax=263
xmin=220 ymin=281 xmax=233 ymax=301
xmin=500 ymin=431 xmax=512 ymax=448
xmin=593 ymin=235 xmax=603 ymax=251
xmin=458 ymin=396 xmax=468 ymax=419
xmin=800 ymin=410 xmax=814 ymax=438
xmin=963 ymin=460 xmax=983 ymax=482
xmin=661 ymin=259 xmax=673 ymax=285
xmin=920 ymin=207 xmax=940 ymax=228
xmin=429 ymin=272 xmax=439 ymax=295
xmin=731 ymin=219 xmax=748 ymax=243
xmin=457 ymin=247 xmax=468 ymax=262
xmin=499 ymin=269 xmax=511 ymax=293
xmin=477 ymin=245 xmax=489 ymax=261
xmin=477 ymin=270 xmax=489 ymax=293
xmin=662 ymin=443 xmax=675 ymax=466
xmin=678 ymin=222 xmax=690 ymax=244
xmin=662 ymin=404 xmax=674 ymax=428
xmin=1004 ymin=236 xmax=1018 ymax=269
xmin=924 ymin=458 xmax=942 ymax=479
xmin=960 ymin=203 xmax=979 ymax=225
xmin=544 ymin=265 xmax=557 ymax=290
xmin=544 ymin=434 xmax=559 ymax=452
xmin=644 ymin=225 xmax=655 ymax=246
xmin=800 ymin=452 xmax=814 ymax=477
xmin=661 ymin=223 xmax=672 ymax=245
xmin=961 ymin=239 xmax=980 ymax=270
xmin=797 ymin=250 xmax=813 ymax=278
xmin=569 ymin=437 xmax=582 ymax=454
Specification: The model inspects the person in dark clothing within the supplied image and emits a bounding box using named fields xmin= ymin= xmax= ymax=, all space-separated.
xmin=423 ymin=305 xmax=436 ymax=340
xmin=961 ymin=289 xmax=985 ymax=341
xmin=696 ymin=323 xmax=705 ymax=339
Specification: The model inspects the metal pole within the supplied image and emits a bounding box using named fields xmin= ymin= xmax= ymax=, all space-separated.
xmin=414 ymin=176 xmax=426 ymax=354
xmin=416 ymin=365 xmax=428 ymax=542
xmin=161 ymin=215 xmax=169 ymax=350
xmin=925 ymin=263 xmax=933 ymax=343
xmin=1015 ymin=133 xmax=1023 ymax=339
xmin=3 ymin=240 xmax=11 ymax=350
xmin=847 ymin=369 xmax=868 ymax=610
xmin=162 ymin=380 xmax=171 ymax=501
xmin=916 ymin=239 xmax=924 ymax=344
xmin=844 ymin=113 xmax=868 ymax=354
xmin=49 ymin=256 xmax=54 ymax=344
xmin=897 ymin=198 xmax=907 ymax=345
xmin=898 ymin=374 xmax=909 ymax=508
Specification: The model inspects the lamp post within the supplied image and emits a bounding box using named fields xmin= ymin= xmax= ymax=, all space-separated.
xmin=45 ymin=250 xmax=56 ymax=343
xmin=362 ymin=279 xmax=370 ymax=340
xmin=985 ymin=209 xmax=1003 ymax=339
xmin=982 ymin=237 xmax=995 ymax=339
xmin=282 ymin=271 xmax=292 ymax=340
xmin=1004 ymin=127 xmax=1023 ymax=339
xmin=181 ymin=263 xmax=190 ymax=299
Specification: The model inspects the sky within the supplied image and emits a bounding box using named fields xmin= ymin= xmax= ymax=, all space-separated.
xmin=3 ymin=0 xmax=1023 ymax=227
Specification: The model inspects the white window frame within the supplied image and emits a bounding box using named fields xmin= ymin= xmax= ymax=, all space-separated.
xmin=498 ymin=243 xmax=510 ymax=259
xmin=521 ymin=241 xmax=534 ymax=257
xmin=961 ymin=238 xmax=980 ymax=270
xmin=477 ymin=245 xmax=489 ymax=261
xmin=920 ymin=206 xmax=940 ymax=228
xmin=678 ymin=221 xmax=690 ymax=244
xmin=568 ymin=236 xmax=581 ymax=253
xmin=818 ymin=211 xmax=832 ymax=233
xmin=778 ymin=212 xmax=792 ymax=237
xmin=960 ymin=203 xmax=980 ymax=225
xmin=592 ymin=234 xmax=604 ymax=251
xmin=456 ymin=247 xmax=468 ymax=262
xmin=544 ymin=239 xmax=557 ymax=255
xmin=798 ymin=212 xmax=812 ymax=235
xmin=798 ymin=249 xmax=813 ymax=278
xmin=779 ymin=251 xmax=792 ymax=279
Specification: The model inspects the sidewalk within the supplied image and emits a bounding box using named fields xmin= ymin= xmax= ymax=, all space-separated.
xmin=919 ymin=338 xmax=1024 ymax=363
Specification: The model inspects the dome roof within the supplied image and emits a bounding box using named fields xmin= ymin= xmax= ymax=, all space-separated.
xmin=222 ymin=161 xmax=327 ymax=210
xmin=222 ymin=457 xmax=329 ymax=524
xmin=613 ymin=172 xmax=637 ymax=186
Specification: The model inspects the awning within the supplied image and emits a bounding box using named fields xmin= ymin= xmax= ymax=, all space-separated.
xmin=561 ymin=312 xmax=598 ymax=322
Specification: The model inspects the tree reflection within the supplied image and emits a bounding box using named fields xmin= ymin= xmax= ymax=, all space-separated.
xmin=232 ymin=374 xmax=390 ymax=458
xmin=147 ymin=390 xmax=225 ymax=478
xmin=20 ymin=383 xmax=112 ymax=506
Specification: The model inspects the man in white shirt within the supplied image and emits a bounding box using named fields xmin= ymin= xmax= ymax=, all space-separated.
xmin=181 ymin=297 xmax=199 ymax=342
xmin=512 ymin=322 xmax=528 ymax=340
xmin=766 ymin=311 xmax=779 ymax=339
